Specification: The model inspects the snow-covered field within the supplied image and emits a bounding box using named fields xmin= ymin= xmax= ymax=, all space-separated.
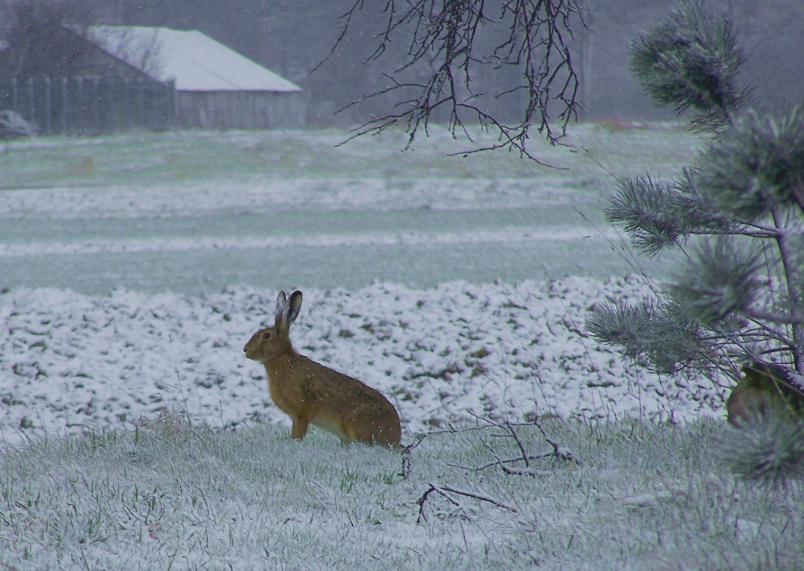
xmin=1 ymin=126 xmax=801 ymax=571
xmin=1 ymin=276 xmax=727 ymax=443
xmin=4 ymin=416 xmax=800 ymax=570
xmin=0 ymin=124 xmax=696 ymax=293
xmin=0 ymin=124 xmax=718 ymax=443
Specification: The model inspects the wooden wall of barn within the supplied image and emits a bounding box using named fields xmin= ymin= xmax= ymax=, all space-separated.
xmin=176 ymin=91 xmax=306 ymax=129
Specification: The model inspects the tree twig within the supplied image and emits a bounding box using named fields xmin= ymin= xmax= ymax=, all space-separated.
xmin=416 ymin=482 xmax=517 ymax=524
xmin=320 ymin=0 xmax=587 ymax=162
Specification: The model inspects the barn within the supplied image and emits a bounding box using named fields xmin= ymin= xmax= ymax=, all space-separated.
xmin=89 ymin=25 xmax=305 ymax=129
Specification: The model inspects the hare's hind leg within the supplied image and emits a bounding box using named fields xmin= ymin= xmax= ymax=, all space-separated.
xmin=290 ymin=416 xmax=310 ymax=440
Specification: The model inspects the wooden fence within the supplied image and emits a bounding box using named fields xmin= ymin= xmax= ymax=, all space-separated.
xmin=0 ymin=76 xmax=176 ymax=134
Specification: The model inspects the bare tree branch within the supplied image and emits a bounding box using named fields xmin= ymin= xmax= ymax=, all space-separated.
xmin=533 ymin=417 xmax=580 ymax=464
xmin=89 ymin=26 xmax=164 ymax=79
xmin=323 ymin=0 xmax=587 ymax=162
xmin=416 ymin=481 xmax=517 ymax=524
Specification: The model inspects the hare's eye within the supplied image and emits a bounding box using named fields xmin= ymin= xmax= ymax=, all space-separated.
xmin=261 ymin=331 xmax=273 ymax=340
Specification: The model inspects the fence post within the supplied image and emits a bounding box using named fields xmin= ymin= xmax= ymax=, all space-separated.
xmin=123 ymin=77 xmax=130 ymax=129
xmin=169 ymin=79 xmax=177 ymax=127
xmin=27 ymin=77 xmax=35 ymax=127
xmin=44 ymin=77 xmax=52 ymax=133
xmin=112 ymin=76 xmax=119 ymax=132
xmin=78 ymin=77 xmax=85 ymax=133
xmin=92 ymin=77 xmax=100 ymax=133
xmin=106 ymin=77 xmax=115 ymax=132
xmin=61 ymin=77 xmax=69 ymax=133
xmin=138 ymin=79 xmax=145 ymax=127
xmin=11 ymin=78 xmax=18 ymax=114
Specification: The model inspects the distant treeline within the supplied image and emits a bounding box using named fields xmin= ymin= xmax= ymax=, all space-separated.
xmin=87 ymin=0 xmax=804 ymax=125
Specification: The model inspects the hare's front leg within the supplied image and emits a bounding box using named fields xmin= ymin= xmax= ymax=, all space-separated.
xmin=290 ymin=416 xmax=310 ymax=440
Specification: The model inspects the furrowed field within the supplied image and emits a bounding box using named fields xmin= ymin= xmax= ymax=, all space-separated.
xmin=1 ymin=124 xmax=801 ymax=569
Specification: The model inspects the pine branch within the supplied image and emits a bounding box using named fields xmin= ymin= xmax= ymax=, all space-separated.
xmin=717 ymin=414 xmax=804 ymax=488
xmin=590 ymin=1 xmax=803 ymax=404
xmin=587 ymin=298 xmax=714 ymax=375
xmin=671 ymin=237 xmax=761 ymax=326
xmin=770 ymin=207 xmax=804 ymax=373
xmin=695 ymin=107 xmax=804 ymax=221
xmin=604 ymin=171 xmax=783 ymax=257
xmin=606 ymin=176 xmax=685 ymax=256
xmin=629 ymin=0 xmax=747 ymax=130
xmin=673 ymin=167 xmax=738 ymax=233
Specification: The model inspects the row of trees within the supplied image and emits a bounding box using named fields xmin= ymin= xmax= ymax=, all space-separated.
xmin=0 ymin=0 xmax=161 ymax=79
xmin=0 ymin=0 xmax=94 ymax=79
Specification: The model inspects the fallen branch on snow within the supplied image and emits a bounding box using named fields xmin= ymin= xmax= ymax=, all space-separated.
xmin=416 ymin=482 xmax=517 ymax=524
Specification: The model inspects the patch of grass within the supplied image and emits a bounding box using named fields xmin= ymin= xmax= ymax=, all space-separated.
xmin=595 ymin=117 xmax=637 ymax=132
xmin=0 ymin=123 xmax=701 ymax=191
xmin=0 ymin=414 xmax=800 ymax=569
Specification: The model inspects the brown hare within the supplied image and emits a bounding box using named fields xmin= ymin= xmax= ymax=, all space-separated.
xmin=726 ymin=362 xmax=804 ymax=426
xmin=244 ymin=290 xmax=402 ymax=448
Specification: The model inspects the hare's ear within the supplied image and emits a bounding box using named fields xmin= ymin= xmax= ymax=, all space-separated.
xmin=286 ymin=290 xmax=303 ymax=326
xmin=274 ymin=290 xmax=288 ymax=325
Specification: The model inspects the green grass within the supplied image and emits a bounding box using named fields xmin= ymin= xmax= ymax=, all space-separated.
xmin=1 ymin=414 xmax=800 ymax=570
xmin=0 ymin=122 xmax=703 ymax=190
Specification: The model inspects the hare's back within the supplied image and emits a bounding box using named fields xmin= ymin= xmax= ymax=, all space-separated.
xmin=301 ymin=357 xmax=399 ymax=415
xmin=300 ymin=359 xmax=402 ymax=446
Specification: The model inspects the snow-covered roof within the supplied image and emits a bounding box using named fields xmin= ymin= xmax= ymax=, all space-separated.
xmin=89 ymin=25 xmax=301 ymax=93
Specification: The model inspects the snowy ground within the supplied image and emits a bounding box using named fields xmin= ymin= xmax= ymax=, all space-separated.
xmin=3 ymin=416 xmax=800 ymax=570
xmin=2 ymin=126 xmax=799 ymax=571
xmin=0 ymin=124 xmax=697 ymax=293
xmin=0 ymin=124 xmax=720 ymax=443
xmin=0 ymin=277 xmax=727 ymax=444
